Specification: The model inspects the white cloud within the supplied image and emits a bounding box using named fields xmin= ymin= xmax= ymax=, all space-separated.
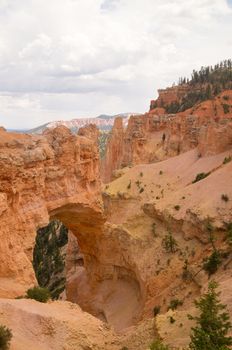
xmin=0 ymin=0 xmax=231 ymax=128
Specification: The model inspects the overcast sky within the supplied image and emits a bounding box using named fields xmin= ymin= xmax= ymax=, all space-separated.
xmin=0 ymin=0 xmax=231 ymax=129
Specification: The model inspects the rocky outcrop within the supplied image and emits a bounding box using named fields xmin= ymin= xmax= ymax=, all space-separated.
xmin=0 ymin=125 xmax=103 ymax=298
xmin=0 ymin=125 xmax=147 ymax=331
xmin=150 ymin=85 xmax=190 ymax=109
xmin=102 ymin=91 xmax=232 ymax=182
xmin=0 ymin=298 xmax=119 ymax=350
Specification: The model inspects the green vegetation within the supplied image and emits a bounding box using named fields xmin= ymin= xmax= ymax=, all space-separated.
xmin=189 ymin=281 xmax=232 ymax=350
xmin=226 ymin=223 xmax=232 ymax=247
xmin=135 ymin=180 xmax=141 ymax=188
xmin=166 ymin=59 xmax=232 ymax=113
xmin=223 ymin=156 xmax=232 ymax=164
xmin=192 ymin=172 xmax=210 ymax=184
xmin=149 ymin=340 xmax=170 ymax=350
xmin=153 ymin=306 xmax=161 ymax=317
xmin=33 ymin=220 xmax=68 ymax=300
xmin=222 ymin=103 xmax=230 ymax=114
xmin=202 ymin=218 xmax=223 ymax=276
xmin=152 ymin=223 xmax=157 ymax=237
xmin=203 ymin=250 xmax=221 ymax=276
xmin=182 ymin=259 xmax=192 ymax=281
xmin=174 ymin=205 xmax=180 ymax=211
xmin=169 ymin=316 xmax=176 ymax=324
xmin=168 ymin=299 xmax=183 ymax=311
xmin=98 ymin=131 xmax=109 ymax=159
xmin=0 ymin=325 xmax=12 ymax=350
xmin=26 ymin=286 xmax=50 ymax=303
xmin=162 ymin=232 xmax=178 ymax=253
xmin=221 ymin=194 xmax=229 ymax=202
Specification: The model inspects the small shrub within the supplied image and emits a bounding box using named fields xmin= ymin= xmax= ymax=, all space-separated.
xmin=127 ymin=181 xmax=131 ymax=190
xmin=139 ymin=187 xmax=144 ymax=193
xmin=222 ymin=103 xmax=230 ymax=114
xmin=121 ymin=347 xmax=129 ymax=350
xmin=140 ymin=172 xmax=143 ymax=177
xmin=221 ymin=194 xmax=229 ymax=202
xmin=226 ymin=223 xmax=232 ymax=247
xmin=206 ymin=219 xmax=214 ymax=233
xmin=0 ymin=325 xmax=12 ymax=350
xmin=135 ymin=180 xmax=141 ymax=188
xmin=159 ymin=170 xmax=163 ymax=175
xmin=169 ymin=316 xmax=176 ymax=324
xmin=149 ymin=340 xmax=170 ymax=350
xmin=162 ymin=232 xmax=178 ymax=253
xmin=203 ymin=251 xmax=221 ymax=276
xmin=223 ymin=95 xmax=229 ymax=101
xmin=152 ymin=223 xmax=157 ymax=237
xmin=223 ymin=156 xmax=232 ymax=164
xmin=153 ymin=306 xmax=161 ymax=317
xmin=192 ymin=172 xmax=210 ymax=184
xmin=26 ymin=286 xmax=50 ymax=303
xmin=174 ymin=205 xmax=180 ymax=211
xmin=182 ymin=259 xmax=192 ymax=281
xmin=168 ymin=299 xmax=183 ymax=311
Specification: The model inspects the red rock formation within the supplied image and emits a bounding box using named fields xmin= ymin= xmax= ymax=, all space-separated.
xmin=0 ymin=125 xmax=145 ymax=331
xmin=150 ymin=85 xmax=190 ymax=109
xmin=102 ymin=91 xmax=232 ymax=182
xmin=0 ymin=125 xmax=103 ymax=297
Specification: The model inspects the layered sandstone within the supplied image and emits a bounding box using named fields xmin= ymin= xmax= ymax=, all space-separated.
xmin=102 ymin=91 xmax=232 ymax=182
xmin=0 ymin=124 xmax=103 ymax=298
xmin=150 ymin=85 xmax=190 ymax=109
xmin=0 ymin=125 xmax=149 ymax=332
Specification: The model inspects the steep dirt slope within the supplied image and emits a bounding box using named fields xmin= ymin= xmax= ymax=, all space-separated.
xmin=102 ymin=147 xmax=232 ymax=347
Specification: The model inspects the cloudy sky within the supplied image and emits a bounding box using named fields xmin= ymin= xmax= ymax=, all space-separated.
xmin=0 ymin=0 xmax=231 ymax=129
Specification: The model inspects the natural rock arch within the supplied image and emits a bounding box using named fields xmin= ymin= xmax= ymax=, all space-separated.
xmin=0 ymin=125 xmax=143 ymax=331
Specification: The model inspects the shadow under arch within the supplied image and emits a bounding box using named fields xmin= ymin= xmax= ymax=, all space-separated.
xmin=44 ymin=202 xmax=145 ymax=332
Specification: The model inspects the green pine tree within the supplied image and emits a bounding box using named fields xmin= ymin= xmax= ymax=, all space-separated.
xmin=189 ymin=281 xmax=232 ymax=350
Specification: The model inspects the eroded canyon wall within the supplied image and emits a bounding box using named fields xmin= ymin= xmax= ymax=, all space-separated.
xmin=0 ymin=124 xmax=104 ymax=297
xmin=102 ymin=90 xmax=232 ymax=182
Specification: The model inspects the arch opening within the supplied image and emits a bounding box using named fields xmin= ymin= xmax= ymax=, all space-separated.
xmin=32 ymin=204 xmax=144 ymax=332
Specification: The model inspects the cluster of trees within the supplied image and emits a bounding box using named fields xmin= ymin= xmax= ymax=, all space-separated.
xmin=166 ymin=59 xmax=232 ymax=113
xmin=150 ymin=281 xmax=232 ymax=350
xmin=33 ymin=220 xmax=68 ymax=299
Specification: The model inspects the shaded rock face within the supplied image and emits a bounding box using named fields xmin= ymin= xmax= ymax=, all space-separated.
xmin=102 ymin=91 xmax=232 ymax=182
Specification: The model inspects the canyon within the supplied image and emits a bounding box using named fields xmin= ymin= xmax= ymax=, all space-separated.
xmin=0 ymin=77 xmax=232 ymax=349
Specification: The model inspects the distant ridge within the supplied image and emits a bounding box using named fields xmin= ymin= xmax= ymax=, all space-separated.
xmin=26 ymin=113 xmax=140 ymax=134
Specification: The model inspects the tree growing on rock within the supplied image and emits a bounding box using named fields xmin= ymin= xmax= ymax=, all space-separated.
xmin=189 ymin=281 xmax=232 ymax=350
xmin=0 ymin=325 xmax=12 ymax=350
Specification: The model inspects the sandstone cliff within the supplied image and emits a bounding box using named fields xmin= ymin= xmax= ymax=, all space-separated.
xmin=102 ymin=90 xmax=232 ymax=182
xmin=0 ymin=124 xmax=103 ymax=298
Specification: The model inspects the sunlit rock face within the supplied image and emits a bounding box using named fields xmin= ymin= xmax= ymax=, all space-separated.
xmin=101 ymin=91 xmax=232 ymax=182
xmin=0 ymin=124 xmax=103 ymax=298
